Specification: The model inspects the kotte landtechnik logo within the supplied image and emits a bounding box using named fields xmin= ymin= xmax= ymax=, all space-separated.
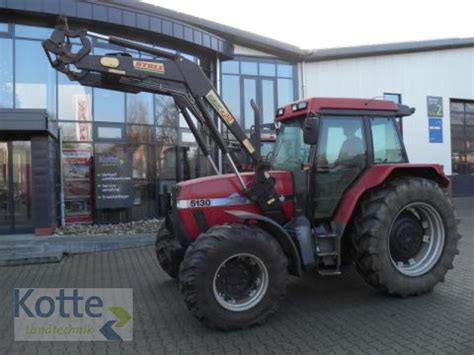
xmin=14 ymin=288 xmax=133 ymax=341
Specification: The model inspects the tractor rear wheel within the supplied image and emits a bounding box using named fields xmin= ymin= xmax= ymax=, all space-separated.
xmin=179 ymin=224 xmax=288 ymax=330
xmin=352 ymin=177 xmax=460 ymax=297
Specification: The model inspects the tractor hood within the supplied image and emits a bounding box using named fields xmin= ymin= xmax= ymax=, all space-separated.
xmin=173 ymin=171 xmax=294 ymax=240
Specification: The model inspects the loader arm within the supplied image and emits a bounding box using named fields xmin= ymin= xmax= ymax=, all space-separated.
xmin=42 ymin=18 xmax=286 ymax=224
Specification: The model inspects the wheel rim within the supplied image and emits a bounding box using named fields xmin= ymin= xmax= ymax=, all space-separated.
xmin=213 ymin=253 xmax=269 ymax=312
xmin=389 ymin=202 xmax=445 ymax=277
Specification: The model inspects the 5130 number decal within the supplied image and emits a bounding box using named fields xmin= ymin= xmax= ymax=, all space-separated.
xmin=189 ymin=199 xmax=212 ymax=208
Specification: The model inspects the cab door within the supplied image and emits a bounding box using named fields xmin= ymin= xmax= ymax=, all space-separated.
xmin=310 ymin=116 xmax=368 ymax=220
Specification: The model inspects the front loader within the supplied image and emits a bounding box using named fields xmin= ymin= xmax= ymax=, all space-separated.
xmin=43 ymin=18 xmax=460 ymax=330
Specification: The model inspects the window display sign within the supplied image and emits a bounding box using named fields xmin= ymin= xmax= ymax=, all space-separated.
xmin=63 ymin=149 xmax=93 ymax=224
xmin=94 ymin=153 xmax=133 ymax=209
xmin=429 ymin=118 xmax=443 ymax=143
xmin=427 ymin=96 xmax=443 ymax=117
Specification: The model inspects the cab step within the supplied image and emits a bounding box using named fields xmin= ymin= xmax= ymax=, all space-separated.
xmin=315 ymin=232 xmax=341 ymax=276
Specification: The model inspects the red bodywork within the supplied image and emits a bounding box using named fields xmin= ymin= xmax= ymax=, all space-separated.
xmin=173 ymin=97 xmax=449 ymax=244
xmin=334 ymin=164 xmax=449 ymax=224
xmin=176 ymin=171 xmax=294 ymax=240
xmin=276 ymin=97 xmax=399 ymax=122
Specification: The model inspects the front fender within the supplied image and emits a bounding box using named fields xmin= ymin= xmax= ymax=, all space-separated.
xmin=225 ymin=210 xmax=302 ymax=276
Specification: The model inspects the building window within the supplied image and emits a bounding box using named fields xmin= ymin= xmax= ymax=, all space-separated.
xmin=0 ymin=38 xmax=13 ymax=108
xmin=127 ymin=92 xmax=154 ymax=125
xmin=58 ymin=72 xmax=93 ymax=121
xmin=15 ymin=39 xmax=56 ymax=116
xmin=0 ymin=21 xmax=217 ymax=224
xmin=93 ymin=89 xmax=125 ymax=123
xmin=450 ymin=100 xmax=474 ymax=175
xmin=95 ymin=124 xmax=125 ymax=141
xmin=221 ymin=56 xmax=297 ymax=129
xmin=383 ymin=93 xmax=401 ymax=104
xmin=383 ymin=93 xmax=402 ymax=133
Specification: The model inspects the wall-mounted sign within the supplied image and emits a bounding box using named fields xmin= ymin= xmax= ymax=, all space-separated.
xmin=429 ymin=118 xmax=443 ymax=143
xmin=427 ymin=96 xmax=443 ymax=117
xmin=94 ymin=153 xmax=133 ymax=209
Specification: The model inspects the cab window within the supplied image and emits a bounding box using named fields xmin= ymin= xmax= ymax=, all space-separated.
xmin=370 ymin=118 xmax=405 ymax=163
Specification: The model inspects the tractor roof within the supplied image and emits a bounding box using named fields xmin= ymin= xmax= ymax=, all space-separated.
xmin=275 ymin=97 xmax=414 ymax=122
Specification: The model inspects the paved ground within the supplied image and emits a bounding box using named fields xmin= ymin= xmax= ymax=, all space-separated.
xmin=0 ymin=200 xmax=473 ymax=354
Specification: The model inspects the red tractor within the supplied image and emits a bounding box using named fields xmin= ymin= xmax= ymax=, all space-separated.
xmin=44 ymin=19 xmax=460 ymax=331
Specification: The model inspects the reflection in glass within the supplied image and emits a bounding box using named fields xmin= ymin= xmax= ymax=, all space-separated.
xmin=243 ymin=78 xmax=257 ymax=129
xmin=221 ymin=60 xmax=239 ymax=74
xmin=131 ymin=145 xmax=149 ymax=179
xmin=15 ymin=24 xmax=52 ymax=39
xmin=93 ymin=88 xmax=125 ymax=122
xmin=277 ymin=64 xmax=293 ymax=78
xmin=58 ymin=71 xmax=92 ymax=121
xmin=155 ymin=95 xmax=178 ymax=126
xmin=59 ymin=122 xmax=92 ymax=142
xmin=222 ymin=75 xmax=241 ymax=124
xmin=97 ymin=126 xmax=123 ymax=140
xmin=157 ymin=145 xmax=176 ymax=180
xmin=156 ymin=127 xmax=178 ymax=145
xmin=128 ymin=125 xmax=153 ymax=143
xmin=0 ymin=38 xmax=13 ymax=108
xmin=12 ymin=141 xmax=32 ymax=227
xmin=15 ymin=40 xmax=56 ymax=115
xmin=127 ymin=92 xmax=154 ymax=124
xmin=259 ymin=63 xmax=276 ymax=76
xmin=241 ymin=61 xmax=258 ymax=75
xmin=181 ymin=131 xmax=196 ymax=143
xmin=277 ymin=78 xmax=293 ymax=107
xmin=0 ymin=143 xmax=8 ymax=229
xmin=261 ymin=79 xmax=275 ymax=123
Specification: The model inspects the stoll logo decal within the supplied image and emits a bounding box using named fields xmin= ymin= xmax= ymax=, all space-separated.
xmin=14 ymin=288 xmax=133 ymax=341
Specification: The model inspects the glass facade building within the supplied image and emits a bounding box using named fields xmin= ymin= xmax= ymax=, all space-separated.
xmin=0 ymin=21 xmax=209 ymax=227
xmin=0 ymin=18 xmax=298 ymax=231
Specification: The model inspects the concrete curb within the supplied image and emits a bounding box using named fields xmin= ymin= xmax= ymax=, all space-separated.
xmin=0 ymin=233 xmax=156 ymax=266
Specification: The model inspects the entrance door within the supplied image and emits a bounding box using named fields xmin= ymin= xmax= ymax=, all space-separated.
xmin=311 ymin=117 xmax=367 ymax=220
xmin=0 ymin=141 xmax=32 ymax=233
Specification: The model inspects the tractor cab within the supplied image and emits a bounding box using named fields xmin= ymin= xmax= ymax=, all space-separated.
xmin=272 ymin=98 xmax=412 ymax=219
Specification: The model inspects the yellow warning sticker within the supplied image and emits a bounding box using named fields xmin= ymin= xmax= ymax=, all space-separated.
xmin=205 ymin=90 xmax=235 ymax=125
xmin=100 ymin=57 xmax=119 ymax=68
xmin=242 ymin=138 xmax=255 ymax=154
xmin=108 ymin=68 xmax=126 ymax=75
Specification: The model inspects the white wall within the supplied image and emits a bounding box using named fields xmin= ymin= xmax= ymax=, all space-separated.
xmin=233 ymin=44 xmax=276 ymax=57
xmin=302 ymin=48 xmax=474 ymax=174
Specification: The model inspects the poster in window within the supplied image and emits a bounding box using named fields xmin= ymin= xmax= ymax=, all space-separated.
xmin=74 ymin=94 xmax=92 ymax=141
xmin=63 ymin=150 xmax=91 ymax=179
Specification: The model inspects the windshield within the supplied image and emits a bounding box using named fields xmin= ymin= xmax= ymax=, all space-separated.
xmin=261 ymin=141 xmax=275 ymax=159
xmin=271 ymin=120 xmax=310 ymax=171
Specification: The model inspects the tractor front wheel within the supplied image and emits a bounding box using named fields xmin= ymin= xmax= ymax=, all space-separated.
xmin=352 ymin=177 xmax=460 ymax=297
xmin=155 ymin=224 xmax=184 ymax=280
xmin=179 ymin=224 xmax=288 ymax=330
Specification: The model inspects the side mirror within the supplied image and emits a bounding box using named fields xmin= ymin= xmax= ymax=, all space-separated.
xmin=303 ymin=117 xmax=319 ymax=145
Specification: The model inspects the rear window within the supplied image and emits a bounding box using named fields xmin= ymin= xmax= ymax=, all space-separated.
xmin=370 ymin=117 xmax=405 ymax=163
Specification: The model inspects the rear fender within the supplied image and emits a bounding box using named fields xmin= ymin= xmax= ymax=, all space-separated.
xmin=225 ymin=210 xmax=302 ymax=276
xmin=335 ymin=164 xmax=450 ymax=227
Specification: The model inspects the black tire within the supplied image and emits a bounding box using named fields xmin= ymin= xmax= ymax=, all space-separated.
xmin=155 ymin=224 xmax=183 ymax=280
xmin=352 ymin=177 xmax=460 ymax=297
xmin=179 ymin=224 xmax=288 ymax=330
